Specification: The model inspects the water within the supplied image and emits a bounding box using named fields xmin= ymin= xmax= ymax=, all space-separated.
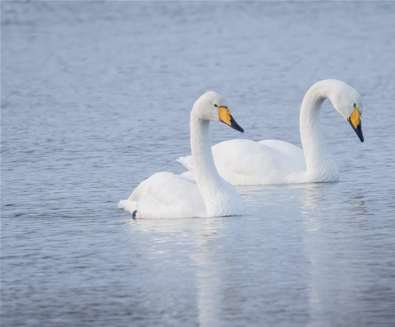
xmin=2 ymin=2 xmax=395 ymax=326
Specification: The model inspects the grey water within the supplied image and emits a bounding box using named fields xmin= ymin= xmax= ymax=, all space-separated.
xmin=2 ymin=2 xmax=395 ymax=326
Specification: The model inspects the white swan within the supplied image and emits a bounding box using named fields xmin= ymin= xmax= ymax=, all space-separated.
xmin=178 ymin=80 xmax=364 ymax=185
xmin=119 ymin=91 xmax=245 ymax=218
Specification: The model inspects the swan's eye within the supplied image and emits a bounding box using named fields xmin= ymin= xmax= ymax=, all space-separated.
xmin=214 ymin=104 xmax=218 ymax=108
xmin=353 ymin=103 xmax=357 ymax=108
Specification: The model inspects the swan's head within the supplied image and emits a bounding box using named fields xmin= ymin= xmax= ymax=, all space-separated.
xmin=330 ymin=81 xmax=364 ymax=142
xmin=193 ymin=91 xmax=244 ymax=132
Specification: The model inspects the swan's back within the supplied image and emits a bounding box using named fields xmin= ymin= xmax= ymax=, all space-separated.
xmin=209 ymin=139 xmax=304 ymax=185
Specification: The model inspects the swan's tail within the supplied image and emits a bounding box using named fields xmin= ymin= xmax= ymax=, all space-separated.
xmin=118 ymin=200 xmax=137 ymax=215
xmin=176 ymin=155 xmax=194 ymax=172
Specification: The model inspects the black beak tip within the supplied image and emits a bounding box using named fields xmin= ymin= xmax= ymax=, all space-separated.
xmin=355 ymin=125 xmax=364 ymax=143
xmin=349 ymin=120 xmax=364 ymax=143
xmin=230 ymin=116 xmax=244 ymax=133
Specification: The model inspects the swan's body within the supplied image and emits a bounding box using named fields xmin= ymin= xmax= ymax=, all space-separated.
xmin=178 ymin=80 xmax=364 ymax=185
xmin=119 ymin=91 xmax=245 ymax=218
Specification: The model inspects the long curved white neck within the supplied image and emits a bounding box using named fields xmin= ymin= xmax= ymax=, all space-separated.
xmin=299 ymin=80 xmax=336 ymax=174
xmin=190 ymin=113 xmax=226 ymax=212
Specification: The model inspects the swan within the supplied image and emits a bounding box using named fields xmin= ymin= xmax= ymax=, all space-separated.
xmin=178 ymin=80 xmax=364 ymax=185
xmin=119 ymin=91 xmax=245 ymax=218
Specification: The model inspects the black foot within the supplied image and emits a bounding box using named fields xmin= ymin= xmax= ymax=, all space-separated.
xmin=132 ymin=210 xmax=137 ymax=220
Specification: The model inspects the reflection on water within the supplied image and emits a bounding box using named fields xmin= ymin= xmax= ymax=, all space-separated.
xmin=300 ymin=184 xmax=391 ymax=326
xmin=2 ymin=1 xmax=395 ymax=327
xmin=194 ymin=221 xmax=223 ymax=327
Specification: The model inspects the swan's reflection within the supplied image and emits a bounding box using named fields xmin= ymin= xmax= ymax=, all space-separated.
xmin=193 ymin=219 xmax=224 ymax=327
xmin=127 ymin=216 xmax=226 ymax=325
xmin=301 ymin=182 xmax=370 ymax=323
xmin=301 ymin=183 xmax=325 ymax=233
xmin=124 ymin=181 xmax=372 ymax=325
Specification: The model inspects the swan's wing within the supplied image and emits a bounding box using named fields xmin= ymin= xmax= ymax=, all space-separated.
xmin=259 ymin=139 xmax=304 ymax=162
xmin=212 ymin=139 xmax=306 ymax=185
xmin=210 ymin=139 xmax=288 ymax=185
xmin=213 ymin=139 xmax=305 ymax=185
xmin=119 ymin=172 xmax=205 ymax=218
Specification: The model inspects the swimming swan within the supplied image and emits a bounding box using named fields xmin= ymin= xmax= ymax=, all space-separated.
xmin=178 ymin=80 xmax=364 ymax=185
xmin=119 ymin=91 xmax=245 ymax=218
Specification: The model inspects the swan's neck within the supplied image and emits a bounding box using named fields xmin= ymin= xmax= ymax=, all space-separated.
xmin=190 ymin=114 xmax=228 ymax=214
xmin=299 ymin=82 xmax=336 ymax=177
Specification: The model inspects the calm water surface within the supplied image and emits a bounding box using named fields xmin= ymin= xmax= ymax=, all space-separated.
xmin=2 ymin=2 xmax=395 ymax=326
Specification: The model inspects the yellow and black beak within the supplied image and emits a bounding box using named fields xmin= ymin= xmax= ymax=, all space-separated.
xmin=218 ymin=106 xmax=244 ymax=133
xmin=348 ymin=106 xmax=364 ymax=142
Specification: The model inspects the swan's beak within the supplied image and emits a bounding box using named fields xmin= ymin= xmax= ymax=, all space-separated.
xmin=218 ymin=106 xmax=244 ymax=133
xmin=348 ymin=107 xmax=364 ymax=142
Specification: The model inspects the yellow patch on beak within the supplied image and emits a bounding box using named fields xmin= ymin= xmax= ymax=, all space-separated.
xmin=218 ymin=106 xmax=232 ymax=126
xmin=349 ymin=106 xmax=361 ymax=129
